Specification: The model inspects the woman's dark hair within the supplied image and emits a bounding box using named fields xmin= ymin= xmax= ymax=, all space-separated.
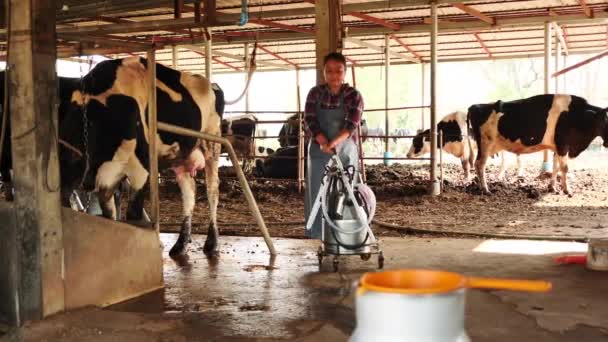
xmin=323 ymin=52 xmax=347 ymax=69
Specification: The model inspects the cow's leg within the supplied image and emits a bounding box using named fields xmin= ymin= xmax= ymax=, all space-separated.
xmin=96 ymin=139 xmax=137 ymax=220
xmin=557 ymin=154 xmax=571 ymax=195
xmin=474 ymin=145 xmax=491 ymax=194
xmin=549 ymin=153 xmax=559 ymax=193
xmin=497 ymin=152 xmax=507 ymax=180
xmin=461 ymin=158 xmax=470 ymax=180
xmin=515 ymin=155 xmax=524 ymax=178
xmin=125 ymin=156 xmax=150 ymax=222
xmin=203 ymin=141 xmax=221 ymax=256
xmin=98 ymin=188 xmax=117 ymax=220
xmin=168 ymin=172 xmax=196 ymax=257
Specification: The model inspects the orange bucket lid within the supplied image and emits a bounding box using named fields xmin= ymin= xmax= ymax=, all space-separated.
xmin=358 ymin=269 xmax=467 ymax=295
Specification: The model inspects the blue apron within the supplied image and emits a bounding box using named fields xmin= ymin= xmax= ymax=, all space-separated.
xmin=305 ymin=93 xmax=359 ymax=239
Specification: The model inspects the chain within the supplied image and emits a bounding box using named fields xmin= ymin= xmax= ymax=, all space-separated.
xmin=76 ymin=52 xmax=93 ymax=210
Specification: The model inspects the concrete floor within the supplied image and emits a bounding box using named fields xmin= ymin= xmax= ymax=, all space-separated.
xmin=3 ymin=234 xmax=608 ymax=341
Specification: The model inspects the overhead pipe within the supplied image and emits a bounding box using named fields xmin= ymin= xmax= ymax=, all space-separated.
xmin=238 ymin=0 xmax=249 ymax=26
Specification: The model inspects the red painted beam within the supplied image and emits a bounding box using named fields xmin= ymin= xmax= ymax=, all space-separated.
xmin=248 ymin=18 xmax=314 ymax=34
xmin=390 ymin=35 xmax=422 ymax=60
xmin=552 ymin=49 xmax=608 ymax=77
xmin=453 ymin=3 xmax=495 ymax=25
xmin=257 ymin=44 xmax=298 ymax=67
xmin=578 ymin=0 xmax=594 ymax=18
xmin=346 ymin=11 xmax=400 ymax=30
xmin=345 ymin=56 xmax=358 ymax=66
xmin=305 ymin=0 xmax=399 ymax=30
xmin=473 ymin=33 xmax=492 ymax=58
xmin=188 ymin=49 xmax=240 ymax=71
xmin=182 ymin=4 xmax=312 ymax=35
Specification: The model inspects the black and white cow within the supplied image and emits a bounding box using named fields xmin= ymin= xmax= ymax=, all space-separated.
xmin=406 ymin=111 xmax=522 ymax=180
xmin=255 ymin=145 xmax=303 ymax=179
xmin=58 ymin=57 xmax=225 ymax=256
xmin=0 ymin=72 xmax=85 ymax=202
xmin=468 ymin=94 xmax=608 ymax=195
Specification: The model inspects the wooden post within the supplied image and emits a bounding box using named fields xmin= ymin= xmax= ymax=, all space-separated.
xmin=421 ymin=62 xmax=426 ymax=130
xmin=429 ymin=2 xmax=440 ymax=196
xmin=562 ymin=54 xmax=568 ymax=93
xmin=542 ymin=22 xmax=552 ymax=169
xmin=172 ymin=45 xmax=179 ymax=69
xmin=315 ymin=0 xmax=342 ymax=85
xmin=384 ymin=34 xmax=390 ymax=153
xmin=147 ymin=50 xmax=160 ymax=230
xmin=7 ymin=0 xmax=65 ymax=322
xmin=296 ymin=67 xmax=304 ymax=193
xmin=555 ymin=34 xmax=561 ymax=93
xmin=174 ymin=0 xmax=183 ymax=18
xmin=205 ymin=32 xmax=213 ymax=81
xmin=352 ymin=64 xmax=367 ymax=183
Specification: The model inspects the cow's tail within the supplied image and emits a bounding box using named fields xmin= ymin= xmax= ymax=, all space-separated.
xmin=466 ymin=108 xmax=476 ymax=168
xmin=211 ymin=83 xmax=225 ymax=119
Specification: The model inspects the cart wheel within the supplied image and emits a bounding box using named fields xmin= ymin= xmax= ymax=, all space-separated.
xmin=333 ymin=257 xmax=339 ymax=272
xmin=378 ymin=252 xmax=384 ymax=269
xmin=360 ymin=253 xmax=371 ymax=261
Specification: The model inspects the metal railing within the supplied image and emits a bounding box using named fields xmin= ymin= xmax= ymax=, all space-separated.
xmin=156 ymin=121 xmax=277 ymax=256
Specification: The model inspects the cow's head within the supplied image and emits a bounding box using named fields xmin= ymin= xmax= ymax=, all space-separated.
xmin=58 ymin=96 xmax=100 ymax=203
xmin=406 ymin=129 xmax=431 ymax=158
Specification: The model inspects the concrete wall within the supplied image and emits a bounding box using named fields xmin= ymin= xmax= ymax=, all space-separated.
xmin=1 ymin=205 xmax=164 ymax=325
xmin=0 ymin=202 xmax=17 ymax=325
xmin=62 ymin=209 xmax=164 ymax=309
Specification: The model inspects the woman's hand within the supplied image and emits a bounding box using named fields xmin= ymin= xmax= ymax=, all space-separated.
xmin=321 ymin=144 xmax=335 ymax=154
xmin=315 ymin=133 xmax=329 ymax=146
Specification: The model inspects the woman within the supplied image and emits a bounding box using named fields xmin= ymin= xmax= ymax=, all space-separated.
xmin=304 ymin=52 xmax=364 ymax=239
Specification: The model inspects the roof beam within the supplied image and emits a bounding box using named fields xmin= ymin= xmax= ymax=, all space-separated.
xmin=548 ymin=8 xmax=559 ymax=17
xmin=182 ymin=4 xmax=314 ymax=35
xmin=346 ymin=11 xmax=401 ymax=30
xmin=248 ymin=18 xmax=314 ymax=34
xmin=390 ymin=35 xmax=422 ymax=61
xmin=423 ymin=17 xmax=454 ymax=24
xmin=578 ymin=0 xmax=594 ymax=18
xmin=345 ymin=56 xmax=359 ymax=66
xmin=552 ymin=23 xmax=569 ymax=55
xmin=552 ymin=49 xmax=608 ymax=77
xmin=257 ymin=44 xmax=298 ymax=67
xmin=303 ymin=0 xmax=400 ymax=30
xmin=182 ymin=44 xmax=295 ymax=70
xmin=206 ymin=12 xmax=608 ymax=46
xmin=31 ymin=6 xmax=608 ymax=40
xmin=473 ymin=33 xmax=492 ymax=58
xmin=452 ymin=3 xmax=495 ymax=25
xmin=345 ymin=37 xmax=419 ymax=63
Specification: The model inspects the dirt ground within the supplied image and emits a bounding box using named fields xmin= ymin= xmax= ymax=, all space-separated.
xmin=156 ymin=151 xmax=608 ymax=240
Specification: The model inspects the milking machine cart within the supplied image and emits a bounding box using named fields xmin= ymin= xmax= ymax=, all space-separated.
xmin=306 ymin=154 xmax=384 ymax=272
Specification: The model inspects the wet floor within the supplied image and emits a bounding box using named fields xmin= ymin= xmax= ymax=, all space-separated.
xmin=4 ymin=234 xmax=608 ymax=341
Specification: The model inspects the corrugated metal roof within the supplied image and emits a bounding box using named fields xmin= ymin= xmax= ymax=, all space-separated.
xmin=13 ymin=0 xmax=604 ymax=72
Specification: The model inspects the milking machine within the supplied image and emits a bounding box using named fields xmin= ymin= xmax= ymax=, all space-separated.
xmin=306 ymin=154 xmax=383 ymax=272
